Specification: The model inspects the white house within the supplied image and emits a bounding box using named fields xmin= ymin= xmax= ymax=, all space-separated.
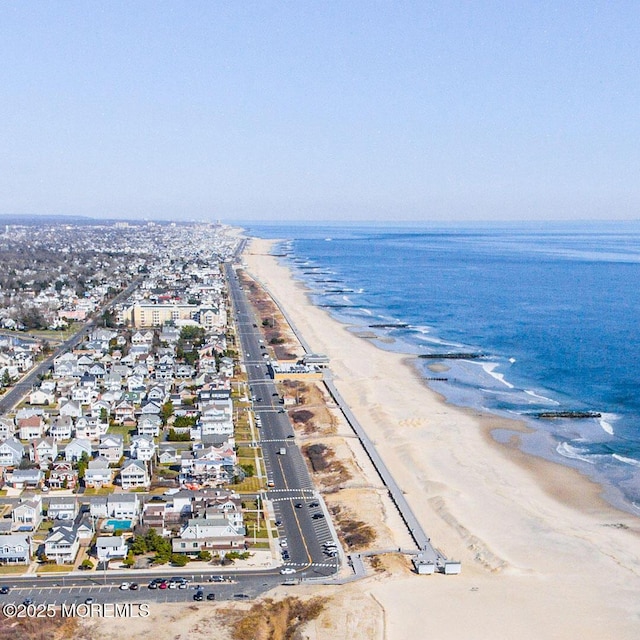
xmin=0 ymin=437 xmax=24 ymax=466
xmin=44 ymin=525 xmax=80 ymax=564
xmin=96 ymin=535 xmax=128 ymax=563
xmin=64 ymin=438 xmax=92 ymax=462
xmin=129 ymin=435 xmax=156 ymax=462
xmin=119 ymin=459 xmax=150 ymax=490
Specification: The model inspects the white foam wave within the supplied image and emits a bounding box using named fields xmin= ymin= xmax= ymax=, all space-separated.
xmin=479 ymin=362 xmax=514 ymax=389
xmin=598 ymin=413 xmax=617 ymax=436
xmin=612 ymin=454 xmax=640 ymax=467
xmin=524 ymin=389 xmax=559 ymax=405
xmin=556 ymin=442 xmax=595 ymax=464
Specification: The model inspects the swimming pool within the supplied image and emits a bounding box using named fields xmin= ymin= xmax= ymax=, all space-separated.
xmin=104 ymin=519 xmax=132 ymax=530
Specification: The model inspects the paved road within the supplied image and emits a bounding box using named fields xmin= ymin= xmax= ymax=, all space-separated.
xmin=225 ymin=263 xmax=340 ymax=578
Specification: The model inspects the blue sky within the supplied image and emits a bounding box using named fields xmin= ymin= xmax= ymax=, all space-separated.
xmin=1 ymin=1 xmax=639 ymax=222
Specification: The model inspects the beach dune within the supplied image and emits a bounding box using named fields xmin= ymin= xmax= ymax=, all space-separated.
xmin=244 ymin=238 xmax=640 ymax=640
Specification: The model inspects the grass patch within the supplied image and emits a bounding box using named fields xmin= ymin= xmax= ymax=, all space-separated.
xmin=82 ymin=487 xmax=114 ymax=496
xmin=36 ymin=564 xmax=72 ymax=573
xmin=0 ymin=565 xmax=27 ymax=574
xmin=232 ymin=596 xmax=327 ymax=640
xmin=232 ymin=477 xmax=264 ymax=493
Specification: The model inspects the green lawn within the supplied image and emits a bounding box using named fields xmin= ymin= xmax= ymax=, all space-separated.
xmin=0 ymin=565 xmax=27 ymax=574
xmin=36 ymin=564 xmax=73 ymax=573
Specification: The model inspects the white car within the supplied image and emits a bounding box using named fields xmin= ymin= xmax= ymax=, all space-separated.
xmin=280 ymin=567 xmax=296 ymax=575
xmin=119 ymin=582 xmax=131 ymax=590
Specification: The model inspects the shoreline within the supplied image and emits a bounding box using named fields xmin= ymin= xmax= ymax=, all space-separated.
xmin=244 ymin=237 xmax=640 ymax=639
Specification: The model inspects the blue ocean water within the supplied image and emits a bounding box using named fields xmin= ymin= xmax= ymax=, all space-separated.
xmin=246 ymin=221 xmax=640 ymax=513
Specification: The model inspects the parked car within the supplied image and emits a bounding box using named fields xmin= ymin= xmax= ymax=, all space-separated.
xmin=193 ymin=590 xmax=204 ymax=601
xmin=206 ymin=593 xmax=216 ymax=601
xmin=0 ymin=586 xmax=10 ymax=595
xmin=280 ymin=568 xmax=296 ymax=575
xmin=119 ymin=582 xmax=131 ymax=590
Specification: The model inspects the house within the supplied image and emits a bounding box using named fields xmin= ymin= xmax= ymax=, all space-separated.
xmin=75 ymin=415 xmax=107 ymax=440
xmin=0 ymin=437 xmax=24 ymax=467
xmin=89 ymin=493 xmax=141 ymax=522
xmin=131 ymin=330 xmax=154 ymax=346
xmin=142 ymin=501 xmax=168 ymax=535
xmin=137 ymin=414 xmax=162 ymax=437
xmin=48 ymin=415 xmax=73 ymax=442
xmin=96 ymin=535 xmax=128 ymax=563
xmin=0 ymin=534 xmax=32 ymax=564
xmin=71 ymin=385 xmax=96 ymax=405
xmin=84 ymin=457 xmax=114 ymax=489
xmin=171 ymin=515 xmax=245 ymax=554
xmin=59 ymin=400 xmax=82 ymax=419
xmin=44 ymin=525 xmax=80 ymax=564
xmin=129 ymin=435 xmax=156 ymax=461
xmin=0 ymin=417 xmax=14 ymax=441
xmin=98 ymin=434 xmax=124 ymax=463
xmin=18 ymin=415 xmax=45 ymax=441
xmin=29 ymin=388 xmax=55 ymax=406
xmin=146 ymin=386 xmax=168 ymax=404
xmin=11 ymin=496 xmax=43 ymax=531
xmin=119 ymin=459 xmax=150 ymax=490
xmin=47 ymin=496 xmax=79 ymax=521
xmin=5 ymin=468 xmax=43 ymax=490
xmin=139 ymin=400 xmax=162 ymax=415
xmin=90 ymin=399 xmax=112 ymax=419
xmin=64 ymin=438 xmax=92 ymax=462
xmin=30 ymin=437 xmax=58 ymax=466
xmin=47 ymin=461 xmax=78 ymax=490
xmin=113 ymin=400 xmax=135 ymax=424
xmin=158 ymin=446 xmax=177 ymax=465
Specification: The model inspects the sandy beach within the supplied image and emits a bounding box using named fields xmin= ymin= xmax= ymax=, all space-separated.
xmin=242 ymin=237 xmax=640 ymax=639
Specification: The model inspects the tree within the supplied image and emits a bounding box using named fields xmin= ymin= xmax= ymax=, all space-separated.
xmin=161 ymin=401 xmax=174 ymax=425
xmin=80 ymin=558 xmax=94 ymax=570
xmin=170 ymin=553 xmax=189 ymax=567
xmin=122 ymin=550 xmax=135 ymax=568
xmin=197 ymin=550 xmax=212 ymax=562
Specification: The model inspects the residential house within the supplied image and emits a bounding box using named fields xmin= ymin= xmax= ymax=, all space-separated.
xmin=84 ymin=457 xmax=114 ymax=489
xmin=0 ymin=534 xmax=32 ymax=564
xmin=44 ymin=525 xmax=80 ymax=564
xmin=129 ymin=435 xmax=156 ymax=462
xmin=47 ymin=496 xmax=79 ymax=521
xmin=137 ymin=414 xmax=162 ymax=437
xmin=5 ymin=468 xmax=43 ymax=490
xmin=146 ymin=386 xmax=168 ymax=404
xmin=11 ymin=496 xmax=43 ymax=531
xmin=0 ymin=417 xmax=14 ymax=441
xmin=48 ymin=415 xmax=73 ymax=442
xmin=96 ymin=535 xmax=128 ymax=563
xmin=59 ymin=400 xmax=82 ymax=419
xmin=30 ymin=437 xmax=58 ymax=466
xmin=75 ymin=415 xmax=107 ymax=440
xmin=0 ymin=437 xmax=23 ymax=466
xmin=119 ymin=459 xmax=150 ymax=490
xmin=158 ymin=446 xmax=177 ymax=465
xmin=89 ymin=493 xmax=141 ymax=521
xmin=64 ymin=438 xmax=92 ymax=462
xmin=29 ymin=388 xmax=55 ymax=406
xmin=171 ymin=515 xmax=245 ymax=554
xmin=142 ymin=501 xmax=168 ymax=535
xmin=113 ymin=400 xmax=135 ymax=424
xmin=98 ymin=434 xmax=124 ymax=463
xmin=47 ymin=461 xmax=78 ymax=490
xmin=18 ymin=415 xmax=45 ymax=441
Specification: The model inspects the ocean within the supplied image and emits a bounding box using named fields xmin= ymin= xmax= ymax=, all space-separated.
xmin=245 ymin=221 xmax=640 ymax=514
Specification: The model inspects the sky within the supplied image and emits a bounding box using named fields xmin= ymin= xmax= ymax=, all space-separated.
xmin=1 ymin=1 xmax=640 ymax=223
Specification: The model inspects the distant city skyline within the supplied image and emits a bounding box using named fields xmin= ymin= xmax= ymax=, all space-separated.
xmin=2 ymin=2 xmax=640 ymax=223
